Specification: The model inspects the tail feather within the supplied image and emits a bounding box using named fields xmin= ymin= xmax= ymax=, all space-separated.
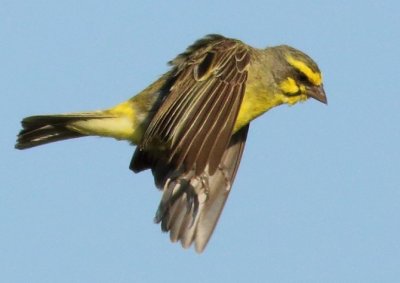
xmin=16 ymin=113 xmax=108 ymax=150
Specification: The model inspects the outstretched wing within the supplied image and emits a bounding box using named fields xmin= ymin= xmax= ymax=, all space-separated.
xmin=139 ymin=34 xmax=250 ymax=175
xmin=158 ymin=125 xmax=249 ymax=252
xmin=130 ymin=35 xmax=252 ymax=252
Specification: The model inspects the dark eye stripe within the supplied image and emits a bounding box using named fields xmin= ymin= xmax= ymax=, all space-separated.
xmin=297 ymin=73 xmax=309 ymax=84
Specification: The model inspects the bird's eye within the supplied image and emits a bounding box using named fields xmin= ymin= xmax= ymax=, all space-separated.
xmin=297 ymin=73 xmax=309 ymax=84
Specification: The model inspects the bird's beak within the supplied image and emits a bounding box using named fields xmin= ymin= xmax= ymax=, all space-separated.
xmin=307 ymin=84 xmax=327 ymax=104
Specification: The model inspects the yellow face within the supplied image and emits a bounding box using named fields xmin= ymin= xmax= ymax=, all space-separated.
xmin=278 ymin=55 xmax=326 ymax=105
xmin=234 ymin=47 xmax=327 ymax=133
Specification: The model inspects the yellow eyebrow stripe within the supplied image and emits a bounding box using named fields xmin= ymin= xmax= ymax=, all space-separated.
xmin=286 ymin=56 xmax=322 ymax=86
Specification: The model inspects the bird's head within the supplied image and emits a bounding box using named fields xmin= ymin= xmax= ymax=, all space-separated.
xmin=270 ymin=45 xmax=327 ymax=105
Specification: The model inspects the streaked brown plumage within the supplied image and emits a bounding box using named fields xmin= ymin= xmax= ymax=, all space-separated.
xmin=16 ymin=34 xmax=327 ymax=253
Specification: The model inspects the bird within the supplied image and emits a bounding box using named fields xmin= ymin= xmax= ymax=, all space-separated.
xmin=15 ymin=34 xmax=327 ymax=253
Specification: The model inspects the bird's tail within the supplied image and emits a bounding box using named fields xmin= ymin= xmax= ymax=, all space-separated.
xmin=15 ymin=112 xmax=119 ymax=150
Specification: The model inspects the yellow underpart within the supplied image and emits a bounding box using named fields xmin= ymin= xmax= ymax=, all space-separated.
xmin=67 ymin=100 xmax=140 ymax=144
xmin=286 ymin=56 xmax=322 ymax=86
xmin=279 ymin=77 xmax=299 ymax=94
xmin=105 ymin=100 xmax=140 ymax=142
xmin=234 ymin=84 xmax=307 ymax=132
xmin=109 ymin=100 xmax=136 ymax=117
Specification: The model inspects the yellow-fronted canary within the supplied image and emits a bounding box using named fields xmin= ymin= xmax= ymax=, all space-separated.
xmin=16 ymin=34 xmax=327 ymax=252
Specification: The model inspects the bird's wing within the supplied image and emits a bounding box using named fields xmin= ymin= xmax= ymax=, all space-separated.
xmin=160 ymin=124 xmax=249 ymax=252
xmin=130 ymin=35 xmax=251 ymax=252
xmin=139 ymin=34 xmax=251 ymax=174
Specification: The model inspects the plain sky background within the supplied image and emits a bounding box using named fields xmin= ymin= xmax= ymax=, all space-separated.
xmin=2 ymin=0 xmax=400 ymax=282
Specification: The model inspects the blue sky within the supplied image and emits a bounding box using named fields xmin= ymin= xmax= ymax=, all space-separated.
xmin=2 ymin=0 xmax=400 ymax=282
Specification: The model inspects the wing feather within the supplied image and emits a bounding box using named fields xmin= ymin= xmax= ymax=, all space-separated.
xmin=141 ymin=36 xmax=250 ymax=173
xmin=130 ymin=35 xmax=252 ymax=252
